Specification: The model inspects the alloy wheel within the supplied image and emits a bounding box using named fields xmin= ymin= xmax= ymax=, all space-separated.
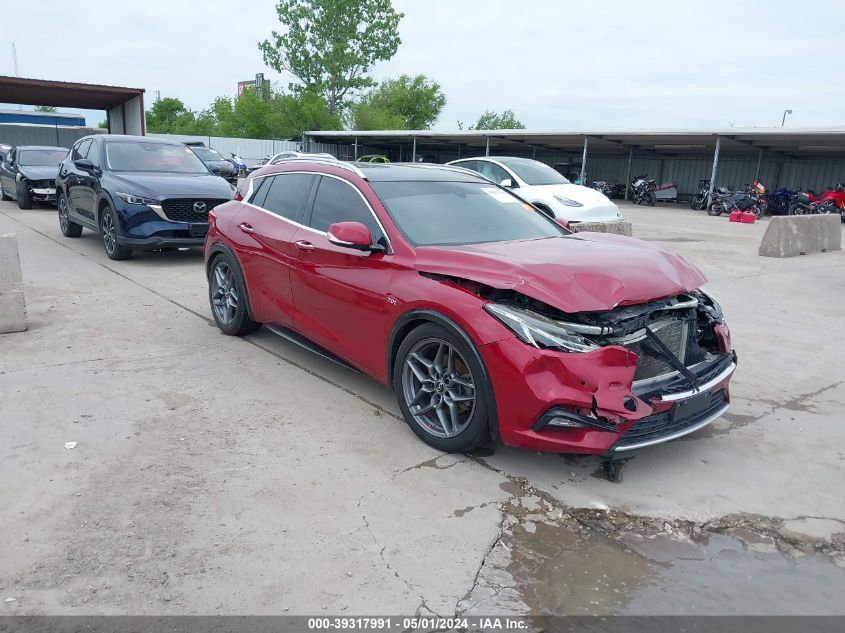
xmin=59 ymin=196 xmax=69 ymax=232
xmin=210 ymin=261 xmax=239 ymax=326
xmin=102 ymin=212 xmax=117 ymax=254
xmin=401 ymin=338 xmax=476 ymax=439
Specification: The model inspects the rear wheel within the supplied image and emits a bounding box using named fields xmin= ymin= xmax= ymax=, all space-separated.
xmin=208 ymin=253 xmax=260 ymax=336
xmin=707 ymin=201 xmax=725 ymax=216
xmin=789 ymin=202 xmax=805 ymax=216
xmin=58 ymin=192 xmax=82 ymax=237
xmin=393 ymin=323 xmax=492 ymax=453
xmin=99 ymin=205 xmax=132 ymax=260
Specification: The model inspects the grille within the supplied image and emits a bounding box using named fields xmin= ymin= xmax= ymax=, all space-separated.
xmin=613 ymin=319 xmax=690 ymax=382
xmin=161 ymin=198 xmax=228 ymax=223
xmin=615 ymin=390 xmax=726 ymax=449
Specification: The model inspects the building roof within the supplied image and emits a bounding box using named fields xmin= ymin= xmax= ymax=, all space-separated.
xmin=0 ymin=76 xmax=144 ymax=110
xmin=307 ymin=127 xmax=845 ymax=158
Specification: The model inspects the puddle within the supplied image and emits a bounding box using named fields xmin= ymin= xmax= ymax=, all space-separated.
xmin=460 ymin=512 xmax=845 ymax=616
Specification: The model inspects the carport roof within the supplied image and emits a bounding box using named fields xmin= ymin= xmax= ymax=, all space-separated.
xmin=306 ymin=127 xmax=845 ymax=157
xmin=0 ymin=76 xmax=144 ymax=110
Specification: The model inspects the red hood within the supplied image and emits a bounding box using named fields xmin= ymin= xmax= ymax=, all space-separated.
xmin=414 ymin=234 xmax=707 ymax=313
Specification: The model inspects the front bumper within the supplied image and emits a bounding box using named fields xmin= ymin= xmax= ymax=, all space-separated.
xmin=481 ymin=336 xmax=736 ymax=455
xmin=113 ymin=203 xmax=208 ymax=249
xmin=31 ymin=187 xmax=57 ymax=203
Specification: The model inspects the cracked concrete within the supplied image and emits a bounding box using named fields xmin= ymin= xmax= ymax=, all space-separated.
xmin=1 ymin=201 xmax=844 ymax=616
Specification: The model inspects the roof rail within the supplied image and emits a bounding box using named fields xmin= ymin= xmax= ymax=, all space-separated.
xmin=397 ymin=162 xmax=486 ymax=180
xmin=274 ymin=156 xmax=366 ymax=179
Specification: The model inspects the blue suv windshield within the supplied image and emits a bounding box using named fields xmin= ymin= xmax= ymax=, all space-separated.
xmin=105 ymin=142 xmax=209 ymax=174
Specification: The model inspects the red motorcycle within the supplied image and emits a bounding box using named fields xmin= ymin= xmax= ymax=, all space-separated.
xmin=790 ymin=184 xmax=845 ymax=218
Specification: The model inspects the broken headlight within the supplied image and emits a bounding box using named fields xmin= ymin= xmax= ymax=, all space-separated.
xmin=484 ymin=304 xmax=599 ymax=353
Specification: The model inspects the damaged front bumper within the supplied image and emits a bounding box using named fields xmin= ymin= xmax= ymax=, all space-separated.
xmin=480 ymin=336 xmax=736 ymax=455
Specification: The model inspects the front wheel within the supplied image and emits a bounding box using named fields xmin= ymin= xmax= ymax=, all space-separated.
xmin=58 ymin=192 xmax=82 ymax=237
xmin=100 ymin=205 xmax=132 ymax=260
xmin=817 ymin=201 xmax=835 ymax=215
xmin=645 ymin=191 xmax=656 ymax=206
xmin=393 ymin=323 xmax=492 ymax=453
xmin=789 ymin=202 xmax=805 ymax=216
xmin=16 ymin=181 xmax=32 ymax=209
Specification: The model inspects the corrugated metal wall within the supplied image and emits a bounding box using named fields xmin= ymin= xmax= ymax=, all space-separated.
xmin=0 ymin=123 xmax=105 ymax=149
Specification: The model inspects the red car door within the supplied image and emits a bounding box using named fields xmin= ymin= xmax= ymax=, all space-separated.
xmin=230 ymin=172 xmax=318 ymax=325
xmin=289 ymin=175 xmax=395 ymax=377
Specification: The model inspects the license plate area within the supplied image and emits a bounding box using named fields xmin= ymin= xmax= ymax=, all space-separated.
xmin=672 ymin=391 xmax=711 ymax=422
xmin=188 ymin=223 xmax=208 ymax=238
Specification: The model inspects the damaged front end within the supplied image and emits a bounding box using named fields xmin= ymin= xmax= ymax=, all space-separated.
xmin=474 ymin=284 xmax=736 ymax=453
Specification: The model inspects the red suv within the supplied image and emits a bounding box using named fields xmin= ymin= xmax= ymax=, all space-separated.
xmin=204 ymin=159 xmax=735 ymax=461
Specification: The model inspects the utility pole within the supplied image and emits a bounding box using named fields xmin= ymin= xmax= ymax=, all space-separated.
xmin=781 ymin=109 xmax=793 ymax=127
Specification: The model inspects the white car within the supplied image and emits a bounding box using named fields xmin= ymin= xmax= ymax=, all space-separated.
xmin=447 ymin=156 xmax=622 ymax=224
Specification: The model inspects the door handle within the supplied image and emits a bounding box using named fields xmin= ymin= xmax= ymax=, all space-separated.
xmin=295 ymin=240 xmax=315 ymax=251
xmin=238 ymin=222 xmax=254 ymax=234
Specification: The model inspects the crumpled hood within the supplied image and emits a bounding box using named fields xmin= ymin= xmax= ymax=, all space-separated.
xmin=19 ymin=166 xmax=59 ymax=181
xmin=109 ymin=172 xmax=234 ymax=198
xmin=414 ymin=233 xmax=706 ymax=313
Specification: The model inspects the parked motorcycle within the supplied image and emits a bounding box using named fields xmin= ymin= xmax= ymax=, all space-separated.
xmin=608 ymin=182 xmax=627 ymax=199
xmin=629 ymin=175 xmax=656 ymax=206
xmin=768 ymin=186 xmax=797 ymax=215
xmin=791 ymin=183 xmax=845 ymax=218
xmin=590 ymin=180 xmax=612 ymax=197
xmin=707 ymin=185 xmax=763 ymax=218
xmin=691 ymin=179 xmax=712 ymax=210
xmin=228 ymin=152 xmax=248 ymax=178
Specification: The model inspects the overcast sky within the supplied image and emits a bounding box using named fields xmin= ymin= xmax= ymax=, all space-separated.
xmin=3 ymin=0 xmax=844 ymax=131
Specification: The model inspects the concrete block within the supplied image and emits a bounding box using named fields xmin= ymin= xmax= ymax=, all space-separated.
xmin=0 ymin=233 xmax=27 ymax=334
xmin=572 ymin=220 xmax=633 ymax=237
xmin=758 ymin=215 xmax=841 ymax=258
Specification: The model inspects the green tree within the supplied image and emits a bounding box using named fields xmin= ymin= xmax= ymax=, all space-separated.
xmin=259 ymin=0 xmax=404 ymax=115
xmin=351 ymin=74 xmax=445 ymax=130
xmin=145 ymin=97 xmax=198 ymax=134
xmin=97 ymin=120 xmax=108 ymax=129
xmin=471 ymin=109 xmax=525 ymax=130
xmin=35 ymin=105 xmax=57 ymax=112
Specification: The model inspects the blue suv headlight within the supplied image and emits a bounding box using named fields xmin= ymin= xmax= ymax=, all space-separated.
xmin=116 ymin=192 xmax=159 ymax=206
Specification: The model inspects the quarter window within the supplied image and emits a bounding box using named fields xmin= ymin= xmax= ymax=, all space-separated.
xmin=309 ymin=177 xmax=383 ymax=239
xmin=72 ymin=140 xmax=91 ymax=162
xmin=254 ymin=173 xmax=316 ymax=222
xmin=86 ymin=141 xmax=100 ymax=167
xmin=476 ymin=161 xmax=512 ymax=186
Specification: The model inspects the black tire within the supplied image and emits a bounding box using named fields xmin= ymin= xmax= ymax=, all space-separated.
xmin=99 ymin=204 xmax=132 ymax=260
xmin=817 ymin=201 xmax=835 ymax=215
xmin=646 ymin=191 xmax=656 ymax=206
xmin=788 ymin=202 xmax=804 ymax=216
xmin=207 ymin=252 xmax=260 ymax=336
xmin=58 ymin=192 xmax=83 ymax=237
xmin=707 ymin=201 xmax=725 ymax=216
xmin=392 ymin=322 xmax=492 ymax=453
xmin=690 ymin=196 xmax=702 ymax=210
xmin=16 ymin=181 xmax=32 ymax=209
xmin=0 ymin=179 xmax=10 ymax=201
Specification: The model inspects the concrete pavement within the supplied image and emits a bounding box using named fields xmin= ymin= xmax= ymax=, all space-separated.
xmin=1 ymin=200 xmax=843 ymax=616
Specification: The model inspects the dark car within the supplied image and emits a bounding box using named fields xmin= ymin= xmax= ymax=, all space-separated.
xmin=203 ymin=159 xmax=735 ymax=472
xmin=56 ymin=135 xmax=234 ymax=260
xmin=188 ymin=146 xmax=238 ymax=185
xmin=0 ymin=145 xmax=68 ymax=208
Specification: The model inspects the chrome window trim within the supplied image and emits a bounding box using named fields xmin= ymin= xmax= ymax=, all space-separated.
xmin=243 ymin=171 xmax=392 ymax=252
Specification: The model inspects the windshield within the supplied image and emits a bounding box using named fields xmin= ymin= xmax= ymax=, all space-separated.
xmin=371 ymin=180 xmax=564 ymax=247
xmin=497 ymin=158 xmax=570 ymax=186
xmin=191 ymin=147 xmax=225 ymax=161
xmin=105 ymin=142 xmax=210 ymax=173
xmin=18 ymin=149 xmax=67 ymax=166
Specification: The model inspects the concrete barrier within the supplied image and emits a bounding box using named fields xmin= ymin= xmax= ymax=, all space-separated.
xmin=758 ymin=215 xmax=842 ymax=258
xmin=0 ymin=233 xmax=27 ymax=334
xmin=572 ymin=220 xmax=633 ymax=237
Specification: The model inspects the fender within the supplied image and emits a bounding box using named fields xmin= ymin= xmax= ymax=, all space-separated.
xmin=386 ymin=308 xmax=500 ymax=444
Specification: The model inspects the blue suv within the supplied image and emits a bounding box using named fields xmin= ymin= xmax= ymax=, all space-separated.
xmin=56 ymin=135 xmax=234 ymax=260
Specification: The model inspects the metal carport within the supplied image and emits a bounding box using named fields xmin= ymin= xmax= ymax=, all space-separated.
xmin=305 ymin=128 xmax=845 ymax=197
xmin=0 ymin=76 xmax=145 ymax=135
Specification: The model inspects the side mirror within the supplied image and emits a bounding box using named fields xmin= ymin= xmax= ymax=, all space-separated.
xmin=327 ymin=221 xmax=383 ymax=252
xmin=74 ymin=159 xmax=96 ymax=172
xmin=500 ymin=178 xmax=515 ymax=188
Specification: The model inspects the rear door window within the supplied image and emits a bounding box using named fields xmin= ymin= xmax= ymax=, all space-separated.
xmin=308 ymin=176 xmax=383 ymax=240
xmin=253 ymin=173 xmax=316 ymax=222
